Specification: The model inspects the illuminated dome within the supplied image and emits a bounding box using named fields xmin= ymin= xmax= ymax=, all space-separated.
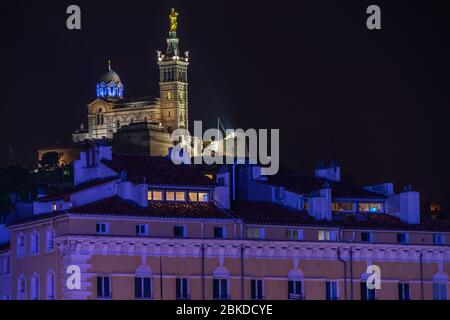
xmin=96 ymin=60 xmax=124 ymax=100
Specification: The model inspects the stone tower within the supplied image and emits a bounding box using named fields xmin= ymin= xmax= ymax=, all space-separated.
xmin=157 ymin=8 xmax=189 ymax=133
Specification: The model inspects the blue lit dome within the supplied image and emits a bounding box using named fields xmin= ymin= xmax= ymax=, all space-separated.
xmin=96 ymin=60 xmax=124 ymax=100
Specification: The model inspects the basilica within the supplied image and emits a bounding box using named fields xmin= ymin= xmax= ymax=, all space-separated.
xmin=72 ymin=8 xmax=189 ymax=156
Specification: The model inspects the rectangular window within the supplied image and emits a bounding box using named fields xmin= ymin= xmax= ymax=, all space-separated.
xmin=397 ymin=233 xmax=409 ymax=244
xmin=358 ymin=203 xmax=383 ymax=213
xmin=326 ymin=281 xmax=338 ymax=300
xmin=135 ymin=277 xmax=152 ymax=299
xmin=175 ymin=192 xmax=186 ymax=202
xmin=361 ymin=232 xmax=374 ymax=243
xmin=214 ymin=227 xmax=225 ymax=239
xmin=247 ymin=228 xmax=265 ymax=240
xmin=97 ymin=276 xmax=111 ymax=298
xmin=398 ymin=283 xmax=410 ymax=300
xmin=198 ymin=193 xmax=209 ymax=202
xmin=17 ymin=235 xmax=25 ymax=257
xmin=152 ymin=191 xmax=163 ymax=201
xmin=251 ymin=279 xmax=264 ymax=300
xmin=174 ymin=225 xmax=186 ymax=238
xmin=433 ymin=283 xmax=448 ymax=300
xmin=136 ymin=224 xmax=149 ymax=236
xmin=433 ymin=234 xmax=445 ymax=245
xmin=176 ymin=278 xmax=189 ymax=300
xmin=30 ymin=233 xmax=39 ymax=255
xmin=188 ymin=192 xmax=198 ymax=202
xmin=286 ymin=229 xmax=304 ymax=240
xmin=288 ymin=280 xmax=303 ymax=300
xmin=96 ymin=223 xmax=109 ymax=234
xmin=360 ymin=282 xmax=376 ymax=300
xmin=213 ymin=278 xmax=229 ymax=300
xmin=166 ymin=192 xmax=175 ymax=201
xmin=319 ymin=230 xmax=336 ymax=241
xmin=332 ymin=202 xmax=354 ymax=212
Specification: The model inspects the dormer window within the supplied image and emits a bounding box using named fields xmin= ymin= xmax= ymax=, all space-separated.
xmin=148 ymin=191 xmax=163 ymax=201
xmin=188 ymin=192 xmax=209 ymax=202
xmin=358 ymin=203 xmax=383 ymax=213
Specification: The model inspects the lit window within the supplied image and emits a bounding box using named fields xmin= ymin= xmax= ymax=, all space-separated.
xmin=96 ymin=223 xmax=109 ymax=234
xmin=166 ymin=192 xmax=175 ymax=201
xmin=52 ymin=203 xmax=57 ymax=212
xmin=148 ymin=191 xmax=163 ymax=201
xmin=189 ymin=192 xmax=198 ymax=202
xmin=175 ymin=192 xmax=186 ymax=202
xmin=286 ymin=229 xmax=303 ymax=241
xmin=359 ymin=203 xmax=383 ymax=213
xmin=332 ymin=202 xmax=354 ymax=212
xmin=247 ymin=228 xmax=265 ymax=240
xmin=319 ymin=230 xmax=337 ymax=241
xmin=198 ymin=193 xmax=208 ymax=202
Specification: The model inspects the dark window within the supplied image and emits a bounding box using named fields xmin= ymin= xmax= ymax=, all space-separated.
xmin=251 ymin=279 xmax=264 ymax=300
xmin=326 ymin=281 xmax=338 ymax=300
xmin=96 ymin=223 xmax=107 ymax=234
xmin=360 ymin=281 xmax=376 ymax=300
xmin=176 ymin=278 xmax=189 ymax=300
xmin=397 ymin=233 xmax=408 ymax=243
xmin=213 ymin=278 xmax=229 ymax=300
xmin=97 ymin=276 xmax=111 ymax=298
xmin=135 ymin=277 xmax=152 ymax=299
xmin=288 ymin=280 xmax=303 ymax=299
xmin=174 ymin=226 xmax=185 ymax=238
xmin=398 ymin=283 xmax=410 ymax=300
xmin=214 ymin=227 xmax=224 ymax=239
xmin=361 ymin=232 xmax=373 ymax=242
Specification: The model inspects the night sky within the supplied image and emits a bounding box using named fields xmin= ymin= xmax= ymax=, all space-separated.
xmin=1 ymin=1 xmax=450 ymax=202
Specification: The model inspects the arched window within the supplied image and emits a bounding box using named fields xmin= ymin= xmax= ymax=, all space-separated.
xmin=135 ymin=265 xmax=152 ymax=299
xmin=213 ymin=266 xmax=229 ymax=300
xmin=30 ymin=272 xmax=40 ymax=300
xmin=46 ymin=228 xmax=55 ymax=252
xmin=287 ymin=269 xmax=304 ymax=300
xmin=16 ymin=232 xmax=26 ymax=257
xmin=30 ymin=230 xmax=39 ymax=255
xmin=46 ymin=270 xmax=56 ymax=300
xmin=17 ymin=274 xmax=27 ymax=300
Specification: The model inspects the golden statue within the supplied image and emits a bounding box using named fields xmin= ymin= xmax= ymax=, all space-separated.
xmin=169 ymin=8 xmax=179 ymax=32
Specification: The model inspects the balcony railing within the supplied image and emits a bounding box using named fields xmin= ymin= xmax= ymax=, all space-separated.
xmin=288 ymin=293 xmax=304 ymax=300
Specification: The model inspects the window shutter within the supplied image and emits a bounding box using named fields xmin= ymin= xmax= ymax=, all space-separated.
xmin=251 ymin=280 xmax=256 ymax=299
xmin=213 ymin=279 xmax=219 ymax=299
xmin=135 ymin=277 xmax=142 ymax=298
xmin=97 ymin=277 xmax=103 ymax=297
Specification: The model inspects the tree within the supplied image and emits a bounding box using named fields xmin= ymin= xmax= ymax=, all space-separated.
xmin=39 ymin=152 xmax=61 ymax=170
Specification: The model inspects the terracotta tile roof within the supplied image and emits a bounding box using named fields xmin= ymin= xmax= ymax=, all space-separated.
xmin=102 ymin=154 xmax=215 ymax=187
xmin=266 ymin=175 xmax=386 ymax=199
xmin=36 ymin=177 xmax=120 ymax=202
xmin=68 ymin=196 xmax=234 ymax=220
xmin=232 ymin=202 xmax=450 ymax=232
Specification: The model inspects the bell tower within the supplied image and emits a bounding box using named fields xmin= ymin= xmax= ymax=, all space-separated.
xmin=158 ymin=8 xmax=189 ymax=132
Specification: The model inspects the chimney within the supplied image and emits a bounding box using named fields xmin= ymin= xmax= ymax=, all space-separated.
xmin=315 ymin=161 xmax=341 ymax=182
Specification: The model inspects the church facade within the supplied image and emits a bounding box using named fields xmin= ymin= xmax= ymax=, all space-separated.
xmin=74 ymin=11 xmax=189 ymax=144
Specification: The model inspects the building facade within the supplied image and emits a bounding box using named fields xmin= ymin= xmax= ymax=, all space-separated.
xmin=3 ymin=145 xmax=450 ymax=300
